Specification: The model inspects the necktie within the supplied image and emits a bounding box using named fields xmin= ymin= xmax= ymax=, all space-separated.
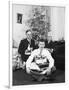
xmin=39 ymin=49 xmax=43 ymax=57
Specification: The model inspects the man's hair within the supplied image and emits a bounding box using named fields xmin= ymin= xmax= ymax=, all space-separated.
xmin=38 ymin=39 xmax=45 ymax=43
xmin=26 ymin=29 xmax=31 ymax=34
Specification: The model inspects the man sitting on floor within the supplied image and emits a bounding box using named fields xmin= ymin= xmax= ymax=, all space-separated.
xmin=26 ymin=39 xmax=56 ymax=81
xmin=18 ymin=29 xmax=36 ymax=69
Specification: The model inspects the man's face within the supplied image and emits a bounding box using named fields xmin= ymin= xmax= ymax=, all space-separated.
xmin=38 ymin=41 xmax=45 ymax=49
xmin=26 ymin=31 xmax=32 ymax=40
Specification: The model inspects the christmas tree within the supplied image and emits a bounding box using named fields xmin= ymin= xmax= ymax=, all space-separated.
xmin=26 ymin=6 xmax=50 ymax=44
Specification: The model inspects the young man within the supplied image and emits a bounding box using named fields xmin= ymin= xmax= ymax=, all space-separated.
xmin=18 ymin=29 xmax=35 ymax=68
xmin=26 ymin=39 xmax=56 ymax=81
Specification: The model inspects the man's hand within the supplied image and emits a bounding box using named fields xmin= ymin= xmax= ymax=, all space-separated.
xmin=46 ymin=68 xmax=51 ymax=75
xmin=22 ymin=62 xmax=26 ymax=69
xmin=22 ymin=61 xmax=26 ymax=66
xmin=40 ymin=68 xmax=51 ymax=75
xmin=40 ymin=70 xmax=47 ymax=75
xmin=26 ymin=67 xmax=30 ymax=74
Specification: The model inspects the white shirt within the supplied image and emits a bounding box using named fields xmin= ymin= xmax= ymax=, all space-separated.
xmin=26 ymin=48 xmax=54 ymax=70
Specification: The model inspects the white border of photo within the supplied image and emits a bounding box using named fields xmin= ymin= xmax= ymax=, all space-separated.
xmin=8 ymin=0 xmax=69 ymax=89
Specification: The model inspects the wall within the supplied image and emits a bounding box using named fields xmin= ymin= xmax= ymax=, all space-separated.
xmin=48 ymin=7 xmax=65 ymax=41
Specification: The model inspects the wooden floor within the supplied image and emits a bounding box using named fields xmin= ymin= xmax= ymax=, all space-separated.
xmin=13 ymin=69 xmax=65 ymax=86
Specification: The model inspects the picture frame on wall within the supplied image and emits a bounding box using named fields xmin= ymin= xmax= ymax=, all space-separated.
xmin=17 ymin=13 xmax=23 ymax=24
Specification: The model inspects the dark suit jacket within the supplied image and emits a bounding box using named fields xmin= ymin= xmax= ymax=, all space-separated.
xmin=45 ymin=40 xmax=55 ymax=49
xmin=18 ymin=39 xmax=36 ymax=62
